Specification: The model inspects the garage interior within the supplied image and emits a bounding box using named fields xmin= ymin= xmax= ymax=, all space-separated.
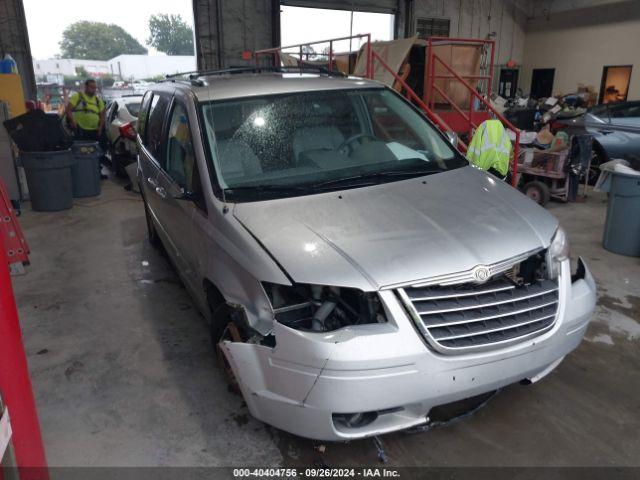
xmin=0 ymin=0 xmax=639 ymax=473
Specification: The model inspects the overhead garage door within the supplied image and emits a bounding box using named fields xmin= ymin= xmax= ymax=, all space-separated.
xmin=280 ymin=0 xmax=397 ymax=14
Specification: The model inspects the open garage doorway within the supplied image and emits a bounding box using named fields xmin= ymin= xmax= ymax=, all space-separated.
xmin=280 ymin=5 xmax=394 ymax=54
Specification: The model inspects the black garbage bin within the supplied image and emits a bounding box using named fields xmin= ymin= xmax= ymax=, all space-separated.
xmin=603 ymin=170 xmax=640 ymax=256
xmin=20 ymin=149 xmax=75 ymax=212
xmin=71 ymin=141 xmax=102 ymax=198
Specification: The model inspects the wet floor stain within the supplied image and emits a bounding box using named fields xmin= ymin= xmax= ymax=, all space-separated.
xmin=585 ymin=333 xmax=615 ymax=346
xmin=598 ymin=293 xmax=640 ymax=321
xmin=232 ymin=413 xmax=249 ymax=427
xmin=139 ymin=276 xmax=182 ymax=285
xmin=64 ymin=360 xmax=85 ymax=380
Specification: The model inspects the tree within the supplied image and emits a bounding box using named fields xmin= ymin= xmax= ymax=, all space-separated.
xmin=59 ymin=21 xmax=147 ymax=60
xmin=147 ymin=14 xmax=194 ymax=56
xmin=75 ymin=66 xmax=88 ymax=78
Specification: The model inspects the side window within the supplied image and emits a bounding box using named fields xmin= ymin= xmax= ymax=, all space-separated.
xmin=137 ymin=91 xmax=153 ymax=141
xmin=107 ymin=102 xmax=119 ymax=123
xmin=145 ymin=93 xmax=171 ymax=162
xmin=165 ymin=103 xmax=196 ymax=191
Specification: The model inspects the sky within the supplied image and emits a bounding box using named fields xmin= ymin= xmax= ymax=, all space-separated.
xmin=23 ymin=0 xmax=195 ymax=59
xmin=280 ymin=6 xmax=394 ymax=51
xmin=23 ymin=1 xmax=394 ymax=60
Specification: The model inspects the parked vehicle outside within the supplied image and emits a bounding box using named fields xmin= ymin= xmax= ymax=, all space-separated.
xmin=557 ymin=100 xmax=640 ymax=183
xmin=131 ymin=80 xmax=152 ymax=95
xmin=105 ymin=94 xmax=143 ymax=176
xmin=136 ymin=70 xmax=596 ymax=441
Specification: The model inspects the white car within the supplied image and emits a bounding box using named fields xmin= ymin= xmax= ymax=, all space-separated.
xmin=131 ymin=81 xmax=152 ymax=95
xmin=105 ymin=95 xmax=143 ymax=176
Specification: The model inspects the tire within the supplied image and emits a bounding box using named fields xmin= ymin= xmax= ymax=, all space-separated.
xmin=588 ymin=145 xmax=604 ymax=186
xmin=141 ymin=188 xmax=162 ymax=248
xmin=210 ymin=302 xmax=234 ymax=347
xmin=109 ymin=139 xmax=130 ymax=178
xmin=523 ymin=181 xmax=551 ymax=206
xmin=209 ymin=297 xmax=245 ymax=394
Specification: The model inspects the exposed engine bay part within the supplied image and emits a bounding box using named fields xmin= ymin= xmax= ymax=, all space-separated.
xmin=505 ymin=249 xmax=548 ymax=285
xmin=262 ymin=283 xmax=387 ymax=332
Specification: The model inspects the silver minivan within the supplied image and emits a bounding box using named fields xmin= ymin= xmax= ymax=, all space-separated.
xmin=136 ymin=70 xmax=596 ymax=441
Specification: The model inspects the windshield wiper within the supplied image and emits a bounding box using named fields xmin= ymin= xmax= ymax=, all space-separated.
xmin=224 ymin=184 xmax=312 ymax=198
xmin=309 ymin=165 xmax=446 ymax=189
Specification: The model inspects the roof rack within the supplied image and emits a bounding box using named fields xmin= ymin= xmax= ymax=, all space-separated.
xmin=163 ymin=65 xmax=346 ymax=85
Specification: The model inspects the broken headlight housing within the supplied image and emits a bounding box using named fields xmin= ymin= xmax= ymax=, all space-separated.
xmin=262 ymin=282 xmax=387 ymax=332
xmin=547 ymin=226 xmax=570 ymax=279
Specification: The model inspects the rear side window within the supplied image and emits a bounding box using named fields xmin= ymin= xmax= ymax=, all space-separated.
xmin=145 ymin=93 xmax=171 ymax=162
xmin=125 ymin=101 xmax=142 ymax=118
xmin=137 ymin=92 xmax=153 ymax=141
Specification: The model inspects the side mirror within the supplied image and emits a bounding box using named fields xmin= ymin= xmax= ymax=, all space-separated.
xmin=445 ymin=131 xmax=459 ymax=147
xmin=174 ymin=187 xmax=200 ymax=201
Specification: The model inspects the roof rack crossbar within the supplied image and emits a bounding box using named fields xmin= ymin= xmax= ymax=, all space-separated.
xmin=163 ymin=65 xmax=346 ymax=82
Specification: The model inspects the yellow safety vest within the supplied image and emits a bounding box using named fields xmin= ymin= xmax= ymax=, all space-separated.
xmin=466 ymin=120 xmax=512 ymax=177
xmin=69 ymin=92 xmax=105 ymax=131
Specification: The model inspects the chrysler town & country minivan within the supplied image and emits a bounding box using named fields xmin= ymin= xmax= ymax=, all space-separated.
xmin=136 ymin=69 xmax=596 ymax=440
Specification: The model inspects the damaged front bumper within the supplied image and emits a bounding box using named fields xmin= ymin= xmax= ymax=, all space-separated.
xmin=221 ymin=258 xmax=596 ymax=441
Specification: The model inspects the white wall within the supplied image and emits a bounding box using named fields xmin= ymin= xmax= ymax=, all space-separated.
xmin=402 ymin=0 xmax=527 ymax=65
xmin=33 ymin=55 xmax=197 ymax=82
xmin=521 ymin=2 xmax=640 ymax=99
xmin=108 ymin=55 xmax=196 ymax=80
xmin=33 ymin=58 xmax=110 ymax=78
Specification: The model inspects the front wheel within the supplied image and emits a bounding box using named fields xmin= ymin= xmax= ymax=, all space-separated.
xmin=210 ymin=301 xmax=245 ymax=394
xmin=523 ymin=180 xmax=551 ymax=206
xmin=587 ymin=147 xmax=603 ymax=186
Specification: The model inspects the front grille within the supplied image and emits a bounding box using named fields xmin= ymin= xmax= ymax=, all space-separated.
xmin=398 ymin=276 xmax=559 ymax=353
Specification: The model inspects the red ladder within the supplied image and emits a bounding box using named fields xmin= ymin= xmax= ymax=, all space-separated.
xmin=0 ymin=179 xmax=29 ymax=274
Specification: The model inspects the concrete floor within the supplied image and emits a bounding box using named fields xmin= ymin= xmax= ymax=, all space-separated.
xmin=11 ymin=180 xmax=640 ymax=467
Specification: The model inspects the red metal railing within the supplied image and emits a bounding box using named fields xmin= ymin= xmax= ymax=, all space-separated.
xmin=370 ymin=50 xmax=467 ymax=152
xmin=254 ymin=34 xmax=519 ymax=185
xmin=423 ymin=37 xmax=519 ymax=185
xmin=425 ymin=37 xmax=495 ymax=107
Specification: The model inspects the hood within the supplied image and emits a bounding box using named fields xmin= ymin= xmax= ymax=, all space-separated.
xmin=233 ymin=166 xmax=558 ymax=291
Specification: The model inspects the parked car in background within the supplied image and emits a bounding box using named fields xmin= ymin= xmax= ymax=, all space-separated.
xmin=556 ymin=100 xmax=640 ymax=183
xmin=136 ymin=70 xmax=596 ymax=441
xmin=105 ymin=94 xmax=143 ymax=176
xmin=131 ymin=81 xmax=152 ymax=95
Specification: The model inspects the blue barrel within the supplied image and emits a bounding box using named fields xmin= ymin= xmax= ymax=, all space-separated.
xmin=21 ymin=149 xmax=75 ymax=211
xmin=71 ymin=141 xmax=102 ymax=198
xmin=603 ymin=171 xmax=640 ymax=256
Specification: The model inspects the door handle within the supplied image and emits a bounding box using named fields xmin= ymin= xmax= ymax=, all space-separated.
xmin=147 ymin=177 xmax=158 ymax=187
xmin=155 ymin=186 xmax=167 ymax=199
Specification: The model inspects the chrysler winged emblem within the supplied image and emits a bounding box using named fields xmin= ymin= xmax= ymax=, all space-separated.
xmin=472 ymin=265 xmax=491 ymax=283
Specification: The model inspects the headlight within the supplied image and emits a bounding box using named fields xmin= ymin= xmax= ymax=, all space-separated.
xmin=262 ymin=282 xmax=387 ymax=332
xmin=548 ymin=226 xmax=570 ymax=278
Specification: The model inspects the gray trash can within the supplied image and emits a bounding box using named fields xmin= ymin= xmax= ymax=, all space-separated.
xmin=20 ymin=149 xmax=75 ymax=212
xmin=603 ymin=170 xmax=640 ymax=256
xmin=71 ymin=141 xmax=101 ymax=198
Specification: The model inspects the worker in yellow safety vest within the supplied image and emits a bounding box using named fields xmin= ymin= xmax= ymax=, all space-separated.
xmin=466 ymin=119 xmax=512 ymax=179
xmin=65 ymin=78 xmax=106 ymax=142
